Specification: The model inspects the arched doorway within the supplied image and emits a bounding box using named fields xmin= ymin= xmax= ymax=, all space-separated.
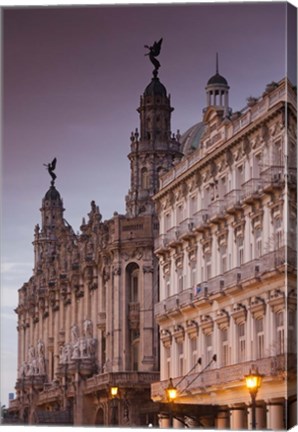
xmin=95 ymin=407 xmax=104 ymax=425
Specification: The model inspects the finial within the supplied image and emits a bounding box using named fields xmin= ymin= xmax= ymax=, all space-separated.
xmin=216 ymin=52 xmax=219 ymax=74
xmin=43 ymin=158 xmax=57 ymax=186
xmin=144 ymin=38 xmax=163 ymax=77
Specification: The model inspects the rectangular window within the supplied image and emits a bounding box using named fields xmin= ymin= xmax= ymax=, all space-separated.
xmin=237 ymin=238 xmax=244 ymax=266
xmin=191 ymin=265 xmax=197 ymax=287
xmin=190 ymin=195 xmax=197 ymax=215
xmin=238 ymin=323 xmax=246 ymax=362
xmin=288 ymin=310 xmax=297 ymax=354
xmin=177 ymin=204 xmax=184 ymax=224
xmin=220 ymin=247 xmax=227 ymax=273
xmin=178 ymin=274 xmax=184 ymax=293
xmin=205 ymin=254 xmax=212 ymax=280
xmin=255 ymin=229 xmax=262 ymax=259
xmin=165 ymin=213 xmax=171 ymax=232
xmin=236 ymin=165 xmax=245 ymax=187
xmin=256 ymin=318 xmax=264 ymax=359
xmin=190 ymin=337 xmax=198 ymax=368
xmin=166 ymin=278 xmax=170 ymax=298
xmin=165 ymin=346 xmax=171 ymax=378
xmin=205 ymin=333 xmax=213 ymax=364
xmin=221 ymin=329 xmax=229 ymax=366
xmin=275 ymin=311 xmax=284 ymax=354
xmin=177 ymin=342 xmax=184 ymax=376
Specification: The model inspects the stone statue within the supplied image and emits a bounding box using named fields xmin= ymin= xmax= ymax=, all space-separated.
xmin=71 ymin=324 xmax=79 ymax=343
xmin=144 ymin=38 xmax=163 ymax=76
xmin=43 ymin=157 xmax=57 ymax=186
xmin=83 ymin=319 xmax=93 ymax=338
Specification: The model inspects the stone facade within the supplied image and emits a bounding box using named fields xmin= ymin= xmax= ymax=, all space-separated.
xmin=151 ymin=75 xmax=297 ymax=429
xmin=11 ymin=69 xmax=182 ymax=426
xmin=9 ymin=55 xmax=296 ymax=428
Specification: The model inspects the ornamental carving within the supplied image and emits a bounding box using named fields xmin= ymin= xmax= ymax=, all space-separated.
xmin=18 ymin=340 xmax=46 ymax=378
xmin=59 ymin=320 xmax=97 ymax=364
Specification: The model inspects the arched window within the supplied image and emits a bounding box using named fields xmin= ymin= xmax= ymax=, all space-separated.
xmin=126 ymin=263 xmax=139 ymax=303
xmin=141 ymin=167 xmax=149 ymax=190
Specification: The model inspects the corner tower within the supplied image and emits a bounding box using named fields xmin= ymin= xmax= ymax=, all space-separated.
xmin=126 ymin=41 xmax=183 ymax=217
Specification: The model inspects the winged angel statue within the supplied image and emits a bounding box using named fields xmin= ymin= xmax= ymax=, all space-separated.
xmin=145 ymin=38 xmax=163 ymax=76
xmin=44 ymin=157 xmax=57 ymax=186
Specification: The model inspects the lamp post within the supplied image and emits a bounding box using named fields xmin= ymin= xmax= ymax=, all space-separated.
xmin=245 ymin=366 xmax=263 ymax=430
xmin=110 ymin=386 xmax=119 ymax=425
xmin=165 ymin=378 xmax=177 ymax=427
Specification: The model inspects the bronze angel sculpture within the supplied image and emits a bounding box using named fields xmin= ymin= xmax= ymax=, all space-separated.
xmin=44 ymin=157 xmax=57 ymax=185
xmin=145 ymin=38 xmax=163 ymax=75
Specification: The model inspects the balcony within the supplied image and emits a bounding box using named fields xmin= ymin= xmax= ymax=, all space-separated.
xmin=85 ymin=371 xmax=160 ymax=394
xmin=151 ymin=354 xmax=291 ymax=401
xmin=166 ymin=226 xmax=182 ymax=248
xmin=240 ymin=178 xmax=263 ymax=203
xmin=193 ymin=210 xmax=209 ymax=232
xmin=177 ymin=218 xmax=196 ymax=240
xmin=224 ymin=189 xmax=241 ymax=213
xmin=261 ymin=166 xmax=284 ymax=193
xmin=178 ymin=287 xmax=194 ymax=310
xmin=154 ymin=294 xmax=179 ymax=319
xmin=208 ymin=199 xmax=226 ymax=223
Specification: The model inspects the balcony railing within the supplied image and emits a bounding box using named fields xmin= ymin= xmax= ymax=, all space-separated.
xmin=154 ymin=247 xmax=292 ymax=319
xmin=240 ymin=178 xmax=264 ymax=202
xmin=151 ymin=354 xmax=292 ymax=400
xmin=208 ymin=199 xmax=226 ymax=221
xmin=224 ymin=189 xmax=241 ymax=212
xmin=193 ymin=209 xmax=209 ymax=231
xmin=85 ymin=371 xmax=160 ymax=393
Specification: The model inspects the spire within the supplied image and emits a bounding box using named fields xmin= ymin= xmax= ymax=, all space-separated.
xmin=216 ymin=52 xmax=219 ymax=74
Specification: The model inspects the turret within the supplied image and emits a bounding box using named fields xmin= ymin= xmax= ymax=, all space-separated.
xmin=125 ymin=39 xmax=183 ymax=217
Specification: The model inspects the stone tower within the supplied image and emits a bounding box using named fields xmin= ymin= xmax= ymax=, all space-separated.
xmin=126 ymin=69 xmax=183 ymax=217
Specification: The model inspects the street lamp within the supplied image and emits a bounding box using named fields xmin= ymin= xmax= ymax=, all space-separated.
xmin=165 ymin=378 xmax=177 ymax=427
xmin=166 ymin=378 xmax=177 ymax=402
xmin=110 ymin=386 xmax=119 ymax=425
xmin=110 ymin=386 xmax=119 ymax=398
xmin=245 ymin=366 xmax=263 ymax=430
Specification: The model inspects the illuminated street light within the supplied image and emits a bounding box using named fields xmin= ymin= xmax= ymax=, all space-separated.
xmin=166 ymin=378 xmax=177 ymax=402
xmin=110 ymin=386 xmax=119 ymax=398
xmin=245 ymin=366 xmax=263 ymax=430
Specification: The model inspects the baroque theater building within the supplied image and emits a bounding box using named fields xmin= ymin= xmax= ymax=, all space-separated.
xmin=9 ymin=48 xmax=296 ymax=427
xmin=10 ymin=58 xmax=183 ymax=425
xmin=151 ymin=67 xmax=297 ymax=429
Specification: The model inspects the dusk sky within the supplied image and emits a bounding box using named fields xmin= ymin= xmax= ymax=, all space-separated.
xmin=1 ymin=1 xmax=296 ymax=406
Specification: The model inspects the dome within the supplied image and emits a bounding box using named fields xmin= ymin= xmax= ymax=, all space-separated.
xmin=207 ymin=73 xmax=228 ymax=86
xmin=44 ymin=185 xmax=62 ymax=203
xmin=144 ymin=77 xmax=167 ymax=97
xmin=180 ymin=122 xmax=205 ymax=154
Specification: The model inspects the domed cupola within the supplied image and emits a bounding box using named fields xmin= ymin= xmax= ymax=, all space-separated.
xmin=41 ymin=184 xmax=64 ymax=233
xmin=43 ymin=185 xmax=63 ymax=204
xmin=205 ymin=53 xmax=230 ymax=116
xmin=144 ymin=76 xmax=167 ymax=97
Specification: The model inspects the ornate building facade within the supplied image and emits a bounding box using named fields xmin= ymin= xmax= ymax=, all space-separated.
xmin=151 ymin=72 xmax=297 ymax=429
xmin=9 ymin=64 xmax=183 ymax=425
xmin=9 ymin=47 xmax=296 ymax=428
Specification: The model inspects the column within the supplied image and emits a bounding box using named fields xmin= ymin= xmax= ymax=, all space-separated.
xmin=230 ymin=406 xmax=247 ymax=430
xmin=289 ymin=399 xmax=297 ymax=428
xmin=267 ymin=402 xmax=284 ymax=430
xmin=216 ymin=410 xmax=230 ymax=429
xmin=247 ymin=405 xmax=266 ymax=429
xmin=159 ymin=413 xmax=171 ymax=428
